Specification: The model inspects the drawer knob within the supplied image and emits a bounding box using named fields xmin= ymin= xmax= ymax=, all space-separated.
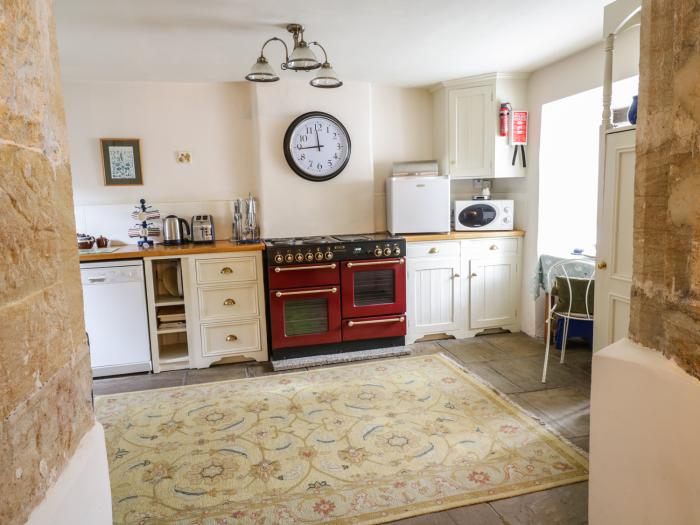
xmin=489 ymin=244 xmax=499 ymax=251
xmin=223 ymin=298 xmax=236 ymax=306
xmin=226 ymin=334 xmax=238 ymax=342
xmin=429 ymin=247 xmax=439 ymax=254
xmin=220 ymin=267 xmax=234 ymax=275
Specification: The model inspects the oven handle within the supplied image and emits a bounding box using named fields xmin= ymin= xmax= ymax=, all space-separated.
xmin=274 ymin=263 xmax=336 ymax=273
xmin=275 ymin=287 xmax=337 ymax=298
xmin=347 ymin=316 xmax=405 ymax=327
xmin=346 ymin=258 xmax=405 ymax=268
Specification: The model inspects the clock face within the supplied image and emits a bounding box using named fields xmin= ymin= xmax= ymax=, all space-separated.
xmin=283 ymin=112 xmax=351 ymax=181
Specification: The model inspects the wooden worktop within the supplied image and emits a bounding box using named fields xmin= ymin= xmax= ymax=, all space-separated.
xmin=402 ymin=230 xmax=525 ymax=242
xmin=78 ymin=240 xmax=265 ymax=262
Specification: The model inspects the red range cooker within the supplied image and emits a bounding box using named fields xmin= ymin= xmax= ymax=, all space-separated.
xmin=265 ymin=234 xmax=406 ymax=359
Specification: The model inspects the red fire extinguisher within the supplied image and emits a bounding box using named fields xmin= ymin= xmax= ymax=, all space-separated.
xmin=499 ymin=103 xmax=511 ymax=137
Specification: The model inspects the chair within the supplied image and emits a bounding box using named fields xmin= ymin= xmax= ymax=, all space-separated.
xmin=541 ymin=259 xmax=595 ymax=383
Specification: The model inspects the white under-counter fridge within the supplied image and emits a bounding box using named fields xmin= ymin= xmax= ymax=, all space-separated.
xmin=80 ymin=259 xmax=151 ymax=377
xmin=386 ymin=161 xmax=451 ymax=234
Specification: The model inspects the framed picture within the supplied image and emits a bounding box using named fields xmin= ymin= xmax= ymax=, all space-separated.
xmin=100 ymin=138 xmax=143 ymax=186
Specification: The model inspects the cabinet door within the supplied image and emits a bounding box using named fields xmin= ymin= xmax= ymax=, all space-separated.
xmin=468 ymin=255 xmax=517 ymax=329
xmin=407 ymin=257 xmax=462 ymax=335
xmin=448 ymin=85 xmax=495 ymax=178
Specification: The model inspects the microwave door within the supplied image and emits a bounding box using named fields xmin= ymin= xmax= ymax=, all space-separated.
xmin=458 ymin=204 xmax=497 ymax=229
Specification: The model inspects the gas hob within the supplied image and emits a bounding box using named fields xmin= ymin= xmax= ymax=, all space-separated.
xmin=264 ymin=233 xmax=405 ymax=265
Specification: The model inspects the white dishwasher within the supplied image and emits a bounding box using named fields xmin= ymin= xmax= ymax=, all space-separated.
xmin=80 ymin=260 xmax=152 ymax=377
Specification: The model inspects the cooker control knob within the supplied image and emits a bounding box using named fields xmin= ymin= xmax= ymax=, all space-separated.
xmin=325 ymin=251 xmax=334 ymax=260
xmin=274 ymin=254 xmax=284 ymax=264
xmin=374 ymin=247 xmax=383 ymax=257
xmin=305 ymin=252 xmax=314 ymax=262
xmin=393 ymin=247 xmax=401 ymax=256
xmin=284 ymin=253 xmax=294 ymax=263
xmin=295 ymin=253 xmax=304 ymax=262
xmin=315 ymin=252 xmax=324 ymax=261
xmin=383 ymin=247 xmax=392 ymax=256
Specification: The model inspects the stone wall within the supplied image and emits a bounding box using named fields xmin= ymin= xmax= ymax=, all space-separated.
xmin=630 ymin=0 xmax=700 ymax=379
xmin=0 ymin=1 xmax=94 ymax=523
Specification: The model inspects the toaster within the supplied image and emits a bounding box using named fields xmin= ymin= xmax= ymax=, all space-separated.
xmin=191 ymin=215 xmax=215 ymax=243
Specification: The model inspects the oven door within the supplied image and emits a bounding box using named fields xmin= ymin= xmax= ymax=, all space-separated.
xmin=456 ymin=203 xmax=499 ymax=230
xmin=269 ymin=286 xmax=342 ymax=349
xmin=340 ymin=258 xmax=406 ymax=319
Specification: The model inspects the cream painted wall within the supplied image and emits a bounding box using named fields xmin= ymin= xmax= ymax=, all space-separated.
xmin=65 ymin=81 xmax=255 ymax=205
xmin=65 ymin=80 xmax=433 ymax=240
xmin=511 ymin=26 xmax=640 ymax=338
xmin=252 ymin=80 xmax=374 ymax=238
xmin=371 ymin=86 xmax=434 ymax=232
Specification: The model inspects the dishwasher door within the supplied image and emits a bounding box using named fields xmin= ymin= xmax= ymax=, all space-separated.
xmin=80 ymin=260 xmax=152 ymax=377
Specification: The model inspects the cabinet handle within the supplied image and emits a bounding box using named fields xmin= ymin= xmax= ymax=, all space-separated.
xmin=429 ymin=247 xmax=439 ymax=254
xmin=223 ymin=298 xmax=236 ymax=306
xmin=220 ymin=267 xmax=234 ymax=274
xmin=275 ymin=287 xmax=337 ymax=298
xmin=226 ymin=334 xmax=238 ymax=342
xmin=471 ymin=272 xmax=477 ymax=278
xmin=348 ymin=317 xmax=404 ymax=327
xmin=489 ymin=244 xmax=499 ymax=251
xmin=597 ymin=261 xmax=607 ymax=270
xmin=454 ymin=273 xmax=461 ymax=278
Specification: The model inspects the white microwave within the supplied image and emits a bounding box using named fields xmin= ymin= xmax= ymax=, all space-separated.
xmin=454 ymin=200 xmax=514 ymax=231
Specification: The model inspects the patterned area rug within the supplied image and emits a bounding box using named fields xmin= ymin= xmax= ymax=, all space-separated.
xmin=96 ymin=354 xmax=588 ymax=524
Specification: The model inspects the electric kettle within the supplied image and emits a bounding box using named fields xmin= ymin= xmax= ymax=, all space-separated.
xmin=162 ymin=215 xmax=190 ymax=245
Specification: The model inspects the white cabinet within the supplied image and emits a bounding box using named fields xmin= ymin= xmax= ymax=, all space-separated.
xmin=407 ymin=244 xmax=463 ymax=339
xmin=448 ymin=85 xmax=495 ymax=179
xmin=467 ymin=255 xmax=518 ymax=329
xmin=433 ymin=73 xmax=529 ymax=179
xmin=406 ymin=236 xmax=521 ymax=343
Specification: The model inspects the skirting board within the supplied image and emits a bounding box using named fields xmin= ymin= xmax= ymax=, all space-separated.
xmin=27 ymin=422 xmax=112 ymax=525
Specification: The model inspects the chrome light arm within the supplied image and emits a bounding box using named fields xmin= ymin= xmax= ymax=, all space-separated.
xmin=309 ymin=41 xmax=329 ymax=64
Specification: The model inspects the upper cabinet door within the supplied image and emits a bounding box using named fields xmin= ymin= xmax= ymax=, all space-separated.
xmin=448 ymin=85 xmax=495 ymax=179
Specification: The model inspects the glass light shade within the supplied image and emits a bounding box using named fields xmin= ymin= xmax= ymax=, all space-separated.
xmin=286 ymin=42 xmax=320 ymax=70
xmin=245 ymin=57 xmax=279 ymax=82
xmin=310 ymin=63 xmax=342 ymax=88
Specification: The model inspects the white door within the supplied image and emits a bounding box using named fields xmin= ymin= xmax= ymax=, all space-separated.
xmin=593 ymin=129 xmax=636 ymax=350
xmin=407 ymin=258 xmax=462 ymax=336
xmin=448 ymin=85 xmax=495 ymax=179
xmin=468 ymin=255 xmax=518 ymax=329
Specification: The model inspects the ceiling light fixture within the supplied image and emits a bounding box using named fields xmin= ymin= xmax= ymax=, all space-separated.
xmin=245 ymin=24 xmax=342 ymax=88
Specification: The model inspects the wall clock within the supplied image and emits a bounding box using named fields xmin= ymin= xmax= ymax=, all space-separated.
xmin=283 ymin=111 xmax=351 ymax=182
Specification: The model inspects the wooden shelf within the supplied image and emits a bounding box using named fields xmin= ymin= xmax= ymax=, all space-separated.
xmin=159 ymin=342 xmax=189 ymax=364
xmin=155 ymin=295 xmax=185 ymax=306
xmin=157 ymin=326 xmax=187 ymax=335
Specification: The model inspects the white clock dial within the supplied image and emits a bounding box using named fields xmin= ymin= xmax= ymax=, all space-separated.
xmin=284 ymin=112 xmax=351 ymax=181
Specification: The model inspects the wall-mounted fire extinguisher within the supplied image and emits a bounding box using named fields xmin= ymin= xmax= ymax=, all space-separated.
xmin=499 ymin=102 xmax=512 ymax=137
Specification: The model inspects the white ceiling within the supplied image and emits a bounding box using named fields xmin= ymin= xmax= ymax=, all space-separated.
xmin=55 ymin=0 xmax=610 ymax=87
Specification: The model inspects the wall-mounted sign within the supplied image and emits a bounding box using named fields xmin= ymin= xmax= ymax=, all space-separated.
xmin=510 ymin=110 xmax=528 ymax=146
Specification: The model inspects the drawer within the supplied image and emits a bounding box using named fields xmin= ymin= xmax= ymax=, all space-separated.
xmin=268 ymin=263 xmax=339 ymax=289
xmin=198 ymin=283 xmax=259 ymax=321
xmin=201 ymin=319 xmax=261 ymax=357
xmin=406 ymin=241 xmax=461 ymax=259
xmin=462 ymin=238 xmax=518 ymax=256
xmin=196 ymin=256 xmax=257 ymax=285
xmin=342 ymin=314 xmax=406 ymax=341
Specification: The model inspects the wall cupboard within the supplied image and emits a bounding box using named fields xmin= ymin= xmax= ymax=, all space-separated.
xmin=406 ymin=236 xmax=522 ymax=343
xmin=432 ymin=73 xmax=529 ymax=179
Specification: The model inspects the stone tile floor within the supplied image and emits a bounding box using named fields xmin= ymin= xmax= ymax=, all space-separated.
xmin=93 ymin=332 xmax=591 ymax=525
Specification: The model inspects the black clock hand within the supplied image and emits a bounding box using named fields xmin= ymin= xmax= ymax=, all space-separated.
xmin=315 ymin=128 xmax=322 ymax=152
xmin=298 ymin=145 xmax=325 ymax=150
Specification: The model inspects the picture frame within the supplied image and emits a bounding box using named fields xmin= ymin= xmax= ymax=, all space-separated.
xmin=100 ymin=138 xmax=143 ymax=186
